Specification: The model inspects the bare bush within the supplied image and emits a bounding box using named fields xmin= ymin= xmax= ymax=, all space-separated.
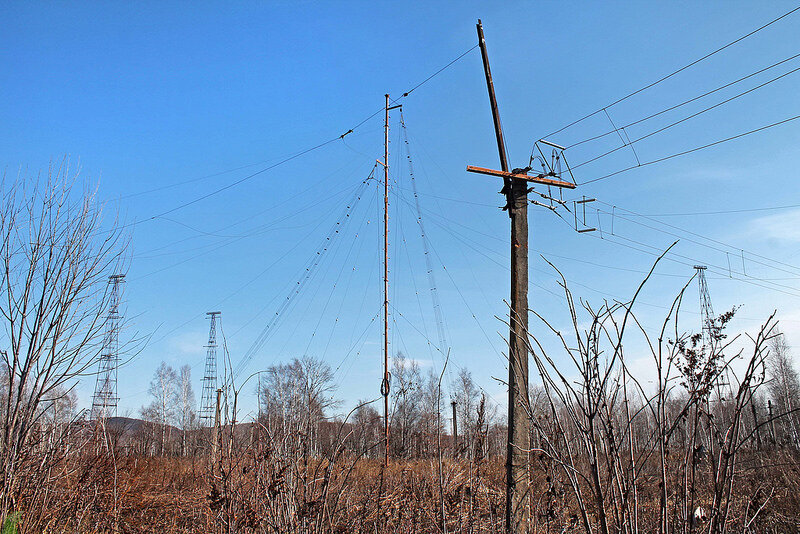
xmin=525 ymin=254 xmax=787 ymax=533
xmin=0 ymin=163 xmax=127 ymax=518
xmin=5 ymin=223 xmax=800 ymax=532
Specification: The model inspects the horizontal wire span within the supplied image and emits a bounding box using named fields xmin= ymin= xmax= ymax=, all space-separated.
xmin=589 ymin=199 xmax=800 ymax=276
xmin=553 ymin=211 xmax=800 ymax=300
xmin=579 ymin=113 xmax=800 ymax=185
xmin=569 ymin=64 xmax=800 ymax=171
xmin=566 ymin=51 xmax=800 ymax=150
xmin=543 ymin=5 xmax=800 ymax=138
xmin=113 ymin=44 xmax=480 ymax=234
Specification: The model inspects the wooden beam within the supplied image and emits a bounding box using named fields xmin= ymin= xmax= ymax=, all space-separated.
xmin=466 ymin=165 xmax=576 ymax=189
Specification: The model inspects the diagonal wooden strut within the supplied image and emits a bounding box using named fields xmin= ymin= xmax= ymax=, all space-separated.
xmin=466 ymin=165 xmax=576 ymax=189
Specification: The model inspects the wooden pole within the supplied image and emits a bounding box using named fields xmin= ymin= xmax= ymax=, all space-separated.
xmin=476 ymin=19 xmax=531 ymax=532
xmin=451 ymin=400 xmax=459 ymax=455
xmin=768 ymin=399 xmax=776 ymax=446
xmin=213 ymin=388 xmax=222 ymax=475
xmin=383 ymin=93 xmax=391 ymax=467
xmin=750 ymin=390 xmax=762 ymax=450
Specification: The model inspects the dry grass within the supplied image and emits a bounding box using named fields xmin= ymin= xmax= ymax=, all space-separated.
xmin=8 ymin=446 xmax=800 ymax=533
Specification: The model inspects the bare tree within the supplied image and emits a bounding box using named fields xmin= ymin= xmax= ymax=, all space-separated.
xmin=298 ymin=355 xmax=337 ymax=454
xmin=0 ymin=164 xmax=126 ymax=516
xmin=142 ymin=361 xmax=179 ymax=455
xmin=178 ymin=364 xmax=196 ymax=455
xmin=351 ymin=400 xmax=382 ymax=457
xmin=259 ymin=355 xmax=337 ymax=455
xmin=391 ymin=352 xmax=422 ymax=456
xmin=454 ymin=367 xmax=479 ymax=457
xmin=419 ymin=368 xmax=444 ymax=456
xmin=767 ymin=330 xmax=800 ymax=446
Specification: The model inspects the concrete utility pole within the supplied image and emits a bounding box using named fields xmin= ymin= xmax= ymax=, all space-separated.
xmin=468 ymin=20 xmax=576 ymax=533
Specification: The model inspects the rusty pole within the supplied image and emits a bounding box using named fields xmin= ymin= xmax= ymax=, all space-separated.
xmin=212 ymin=388 xmax=222 ymax=475
xmin=476 ymin=19 xmax=531 ymax=532
xmin=451 ymin=400 xmax=459 ymax=455
xmin=383 ymin=93 xmax=391 ymax=466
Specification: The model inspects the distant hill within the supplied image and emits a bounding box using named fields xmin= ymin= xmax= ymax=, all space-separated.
xmin=103 ymin=416 xmax=180 ymax=437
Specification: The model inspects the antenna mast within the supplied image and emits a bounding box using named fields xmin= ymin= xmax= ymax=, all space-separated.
xmin=199 ymin=311 xmax=221 ymax=427
xmin=381 ymin=94 xmax=402 ymax=465
xmin=91 ymin=274 xmax=125 ymax=420
xmin=384 ymin=94 xmax=390 ymax=465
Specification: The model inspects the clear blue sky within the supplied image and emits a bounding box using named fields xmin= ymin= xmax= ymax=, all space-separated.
xmin=2 ymin=1 xmax=800 ymax=420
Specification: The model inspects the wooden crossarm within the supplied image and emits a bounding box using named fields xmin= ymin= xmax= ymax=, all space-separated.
xmin=466 ymin=165 xmax=576 ymax=189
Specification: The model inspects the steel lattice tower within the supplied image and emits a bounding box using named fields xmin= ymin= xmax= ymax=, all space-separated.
xmin=91 ymin=274 xmax=125 ymax=420
xmin=199 ymin=311 xmax=221 ymax=427
xmin=694 ymin=266 xmax=715 ymax=348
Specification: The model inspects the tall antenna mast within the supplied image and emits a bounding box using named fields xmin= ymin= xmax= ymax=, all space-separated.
xmin=384 ymin=94 xmax=390 ymax=466
xmin=694 ymin=266 xmax=715 ymax=348
xmin=199 ymin=311 xmax=221 ymax=427
xmin=381 ymin=94 xmax=401 ymax=465
xmin=91 ymin=274 xmax=125 ymax=421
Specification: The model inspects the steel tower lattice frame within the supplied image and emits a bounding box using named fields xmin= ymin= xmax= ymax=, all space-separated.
xmin=694 ymin=266 xmax=715 ymax=348
xmin=199 ymin=311 xmax=221 ymax=427
xmin=91 ymin=274 xmax=125 ymax=420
